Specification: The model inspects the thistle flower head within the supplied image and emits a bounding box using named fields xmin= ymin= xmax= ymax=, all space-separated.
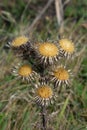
xmin=12 ymin=36 xmax=29 ymax=47
xmin=59 ymin=38 xmax=75 ymax=57
xmin=39 ymin=42 xmax=58 ymax=57
xmin=33 ymin=82 xmax=56 ymax=106
xmin=49 ymin=65 xmax=71 ymax=87
xmin=54 ymin=67 xmax=69 ymax=80
xmin=35 ymin=42 xmax=60 ymax=65
xmin=6 ymin=36 xmax=33 ymax=58
xmin=13 ymin=63 xmax=39 ymax=82
xmin=18 ymin=64 xmax=32 ymax=77
xmin=37 ymin=85 xmax=53 ymax=99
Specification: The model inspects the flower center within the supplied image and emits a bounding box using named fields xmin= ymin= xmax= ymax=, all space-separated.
xmin=59 ymin=39 xmax=74 ymax=53
xmin=38 ymin=43 xmax=58 ymax=57
xmin=37 ymin=86 xmax=53 ymax=98
xmin=18 ymin=65 xmax=32 ymax=77
xmin=54 ymin=67 xmax=69 ymax=80
xmin=12 ymin=36 xmax=28 ymax=47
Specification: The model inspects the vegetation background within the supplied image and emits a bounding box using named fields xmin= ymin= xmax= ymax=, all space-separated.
xmin=0 ymin=0 xmax=87 ymax=130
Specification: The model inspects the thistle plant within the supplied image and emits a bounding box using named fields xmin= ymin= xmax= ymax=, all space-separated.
xmin=7 ymin=35 xmax=75 ymax=130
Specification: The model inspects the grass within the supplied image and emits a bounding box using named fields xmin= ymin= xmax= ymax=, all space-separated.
xmin=0 ymin=0 xmax=87 ymax=130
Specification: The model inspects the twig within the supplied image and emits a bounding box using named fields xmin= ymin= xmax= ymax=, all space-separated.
xmin=28 ymin=0 xmax=54 ymax=33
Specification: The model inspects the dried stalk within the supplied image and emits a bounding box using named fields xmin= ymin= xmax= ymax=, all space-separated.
xmin=41 ymin=105 xmax=47 ymax=130
xmin=55 ymin=0 xmax=64 ymax=26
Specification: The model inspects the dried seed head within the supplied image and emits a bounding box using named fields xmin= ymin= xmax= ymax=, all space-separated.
xmin=35 ymin=42 xmax=60 ymax=65
xmin=59 ymin=39 xmax=75 ymax=57
xmin=18 ymin=64 xmax=32 ymax=77
xmin=13 ymin=64 xmax=39 ymax=82
xmin=37 ymin=85 xmax=53 ymax=99
xmin=49 ymin=65 xmax=72 ymax=87
xmin=6 ymin=36 xmax=33 ymax=58
xmin=12 ymin=36 xmax=29 ymax=47
xmin=33 ymin=82 xmax=56 ymax=106
xmin=39 ymin=43 xmax=58 ymax=57
xmin=54 ymin=67 xmax=69 ymax=80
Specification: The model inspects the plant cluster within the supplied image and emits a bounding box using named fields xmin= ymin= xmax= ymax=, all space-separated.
xmin=7 ymin=35 xmax=75 ymax=130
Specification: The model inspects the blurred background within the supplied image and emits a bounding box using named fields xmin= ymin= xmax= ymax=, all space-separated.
xmin=0 ymin=0 xmax=87 ymax=130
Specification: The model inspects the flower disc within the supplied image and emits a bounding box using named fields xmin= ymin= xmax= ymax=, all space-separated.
xmin=18 ymin=65 xmax=32 ymax=77
xmin=38 ymin=42 xmax=59 ymax=57
xmin=50 ymin=65 xmax=72 ymax=87
xmin=59 ymin=39 xmax=75 ymax=53
xmin=54 ymin=67 xmax=69 ymax=80
xmin=37 ymin=86 xmax=53 ymax=98
xmin=34 ymin=82 xmax=56 ymax=106
xmin=12 ymin=36 xmax=29 ymax=47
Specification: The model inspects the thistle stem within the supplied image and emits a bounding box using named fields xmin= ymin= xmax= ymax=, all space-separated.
xmin=41 ymin=105 xmax=47 ymax=130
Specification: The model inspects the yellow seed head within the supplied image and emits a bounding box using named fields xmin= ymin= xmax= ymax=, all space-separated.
xmin=38 ymin=42 xmax=58 ymax=57
xmin=18 ymin=65 xmax=32 ymax=77
xmin=12 ymin=36 xmax=28 ymax=47
xmin=59 ymin=39 xmax=75 ymax=53
xmin=37 ymin=86 xmax=53 ymax=98
xmin=54 ymin=67 xmax=69 ymax=80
